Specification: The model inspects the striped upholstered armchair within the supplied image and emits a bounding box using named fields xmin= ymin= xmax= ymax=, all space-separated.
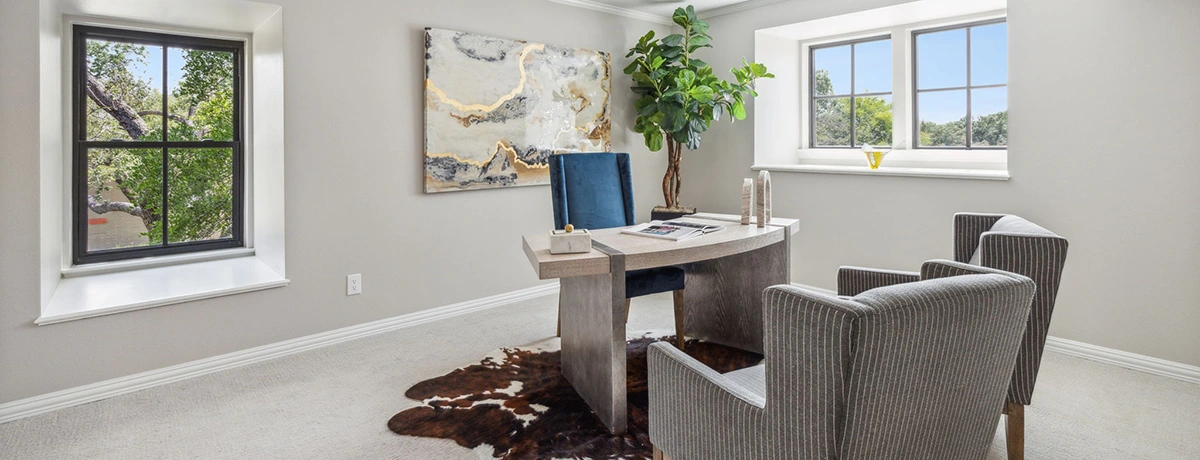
xmin=838 ymin=213 xmax=1068 ymax=460
xmin=649 ymin=260 xmax=1036 ymax=460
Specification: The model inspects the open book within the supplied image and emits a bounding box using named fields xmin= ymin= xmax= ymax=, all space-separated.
xmin=621 ymin=219 xmax=726 ymax=241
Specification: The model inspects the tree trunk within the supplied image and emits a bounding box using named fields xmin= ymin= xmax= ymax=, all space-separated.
xmin=86 ymin=73 xmax=149 ymax=140
xmin=661 ymin=135 xmax=684 ymax=210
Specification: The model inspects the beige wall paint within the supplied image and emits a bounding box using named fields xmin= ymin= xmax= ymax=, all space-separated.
xmin=683 ymin=0 xmax=1200 ymax=366
xmin=0 ymin=0 xmax=670 ymax=403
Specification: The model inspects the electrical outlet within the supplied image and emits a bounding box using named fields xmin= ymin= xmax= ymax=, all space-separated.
xmin=347 ymin=274 xmax=362 ymax=296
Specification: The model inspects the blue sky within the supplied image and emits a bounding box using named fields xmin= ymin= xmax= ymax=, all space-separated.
xmin=814 ymin=22 xmax=1007 ymax=124
xmin=120 ymin=44 xmax=185 ymax=92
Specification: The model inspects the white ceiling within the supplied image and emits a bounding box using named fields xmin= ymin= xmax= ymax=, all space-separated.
xmin=559 ymin=0 xmax=779 ymax=23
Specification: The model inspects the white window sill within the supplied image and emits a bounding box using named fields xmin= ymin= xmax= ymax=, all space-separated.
xmin=61 ymin=247 xmax=257 ymax=278
xmin=38 ymin=256 xmax=289 ymax=326
xmin=753 ymin=163 xmax=1010 ymax=180
xmin=757 ymin=148 xmax=1010 ymax=180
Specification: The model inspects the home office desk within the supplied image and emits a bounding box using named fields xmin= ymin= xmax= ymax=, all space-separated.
xmin=521 ymin=213 xmax=798 ymax=434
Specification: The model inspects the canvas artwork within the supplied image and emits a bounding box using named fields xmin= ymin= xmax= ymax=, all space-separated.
xmin=423 ymin=28 xmax=612 ymax=193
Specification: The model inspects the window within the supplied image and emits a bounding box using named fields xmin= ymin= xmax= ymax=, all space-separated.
xmin=72 ymin=26 xmax=244 ymax=265
xmin=913 ymin=19 xmax=1007 ymax=148
xmin=810 ymin=36 xmax=893 ymax=148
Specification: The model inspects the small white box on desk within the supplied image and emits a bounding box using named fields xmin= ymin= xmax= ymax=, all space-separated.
xmin=549 ymin=229 xmax=592 ymax=254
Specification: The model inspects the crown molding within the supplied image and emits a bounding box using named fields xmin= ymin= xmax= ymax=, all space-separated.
xmin=543 ymin=0 xmax=675 ymax=25
xmin=699 ymin=0 xmax=791 ymax=19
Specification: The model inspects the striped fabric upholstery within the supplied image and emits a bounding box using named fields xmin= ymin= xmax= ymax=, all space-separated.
xmin=837 ymin=266 xmax=920 ymax=296
xmin=960 ymin=215 xmax=1069 ymax=405
xmin=648 ymin=266 xmax=1036 ymax=460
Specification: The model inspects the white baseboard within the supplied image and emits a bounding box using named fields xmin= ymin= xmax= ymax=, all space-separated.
xmin=1044 ymin=336 xmax=1200 ymax=385
xmin=788 ymin=282 xmax=1200 ymax=384
xmin=0 ymin=283 xmax=560 ymax=425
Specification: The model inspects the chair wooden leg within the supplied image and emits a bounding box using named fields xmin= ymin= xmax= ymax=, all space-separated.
xmin=653 ymin=446 xmax=670 ymax=460
xmin=556 ymin=292 xmax=563 ymax=337
xmin=1004 ymin=402 xmax=1024 ymax=460
xmin=672 ymin=289 xmax=686 ymax=349
xmin=624 ymin=298 xmax=632 ymax=323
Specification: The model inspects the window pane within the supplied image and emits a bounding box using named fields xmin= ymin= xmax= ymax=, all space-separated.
xmin=855 ymin=95 xmax=893 ymax=147
xmin=167 ymin=148 xmax=234 ymax=244
xmin=918 ymin=90 xmax=967 ymax=147
xmin=86 ymin=148 xmax=162 ymax=251
xmin=970 ymin=23 xmax=1007 ymax=86
xmin=168 ymin=48 xmax=235 ymax=141
xmin=813 ymin=97 xmax=851 ymax=146
xmin=813 ymin=45 xmax=850 ymax=96
xmin=854 ymin=39 xmax=892 ymax=94
xmin=84 ymin=40 xmax=164 ymax=141
xmin=916 ymin=28 xmax=966 ymax=90
xmin=971 ymin=87 xmax=1007 ymax=147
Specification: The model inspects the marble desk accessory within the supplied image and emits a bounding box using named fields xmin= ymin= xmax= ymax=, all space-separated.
xmin=756 ymin=170 xmax=772 ymax=228
xmin=549 ymin=224 xmax=592 ymax=254
xmin=741 ymin=178 xmax=754 ymax=225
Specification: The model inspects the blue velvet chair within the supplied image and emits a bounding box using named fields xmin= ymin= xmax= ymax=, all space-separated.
xmin=549 ymin=152 xmax=687 ymax=348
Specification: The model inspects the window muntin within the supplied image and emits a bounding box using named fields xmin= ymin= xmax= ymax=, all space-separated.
xmin=810 ymin=36 xmax=893 ymax=148
xmin=913 ymin=19 xmax=1007 ymax=148
xmin=73 ymin=26 xmax=244 ymax=265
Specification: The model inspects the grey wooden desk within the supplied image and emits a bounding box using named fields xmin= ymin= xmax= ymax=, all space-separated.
xmin=521 ymin=213 xmax=798 ymax=434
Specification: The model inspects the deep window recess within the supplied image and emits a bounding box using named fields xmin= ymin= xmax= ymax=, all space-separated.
xmin=913 ymin=19 xmax=1007 ymax=148
xmin=810 ymin=36 xmax=893 ymax=148
xmin=72 ymin=25 xmax=245 ymax=265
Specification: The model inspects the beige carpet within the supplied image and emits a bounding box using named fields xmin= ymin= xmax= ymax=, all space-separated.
xmin=1 ymin=292 xmax=1197 ymax=459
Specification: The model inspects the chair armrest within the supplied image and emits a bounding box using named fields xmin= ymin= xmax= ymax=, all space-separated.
xmin=837 ymin=266 xmax=920 ymax=296
xmin=648 ymin=343 xmax=765 ymax=458
xmin=920 ymin=259 xmax=1029 ymax=281
xmin=954 ymin=213 xmax=1007 ymax=263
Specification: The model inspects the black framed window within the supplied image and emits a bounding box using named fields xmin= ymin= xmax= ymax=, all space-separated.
xmin=810 ymin=35 xmax=893 ymax=148
xmin=73 ymin=25 xmax=244 ymax=265
xmin=913 ymin=19 xmax=1007 ymax=148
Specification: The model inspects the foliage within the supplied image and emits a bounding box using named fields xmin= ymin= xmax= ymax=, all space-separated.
xmin=811 ymin=69 xmax=1007 ymax=148
xmin=624 ymin=5 xmax=773 ymax=209
xmin=85 ymin=42 xmax=234 ymax=246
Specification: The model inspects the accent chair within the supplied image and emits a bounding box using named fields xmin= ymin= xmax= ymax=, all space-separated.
xmin=837 ymin=213 xmax=1068 ymax=460
xmin=548 ymin=152 xmax=687 ymax=348
xmin=649 ymin=260 xmax=1036 ymax=460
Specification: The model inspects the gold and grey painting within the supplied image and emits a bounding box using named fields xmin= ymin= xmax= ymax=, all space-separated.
xmin=423 ymin=28 xmax=612 ymax=193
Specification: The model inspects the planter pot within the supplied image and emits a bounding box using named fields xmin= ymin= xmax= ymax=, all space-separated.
xmin=651 ymin=206 xmax=698 ymax=221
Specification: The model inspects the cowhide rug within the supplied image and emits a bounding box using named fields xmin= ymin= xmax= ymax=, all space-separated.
xmin=387 ymin=331 xmax=762 ymax=459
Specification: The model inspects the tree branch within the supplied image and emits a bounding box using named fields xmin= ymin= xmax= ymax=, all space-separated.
xmin=86 ymin=73 xmax=149 ymax=139
xmin=88 ymin=195 xmax=149 ymax=219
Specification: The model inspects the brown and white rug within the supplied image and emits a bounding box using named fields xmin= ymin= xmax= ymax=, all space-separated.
xmin=387 ymin=331 xmax=762 ymax=459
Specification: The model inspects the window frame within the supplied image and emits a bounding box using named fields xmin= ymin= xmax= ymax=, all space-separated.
xmin=71 ymin=25 xmax=246 ymax=265
xmin=808 ymin=34 xmax=893 ymax=149
xmin=911 ymin=18 xmax=1007 ymax=150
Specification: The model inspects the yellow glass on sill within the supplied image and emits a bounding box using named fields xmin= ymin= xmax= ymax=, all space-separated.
xmin=861 ymin=144 xmax=891 ymax=170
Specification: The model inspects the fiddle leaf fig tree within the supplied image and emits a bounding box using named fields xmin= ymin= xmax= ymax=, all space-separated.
xmin=625 ymin=5 xmax=773 ymax=212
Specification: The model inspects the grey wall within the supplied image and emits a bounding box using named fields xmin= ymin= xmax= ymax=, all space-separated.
xmin=0 ymin=0 xmax=670 ymax=403
xmin=683 ymin=0 xmax=1200 ymax=366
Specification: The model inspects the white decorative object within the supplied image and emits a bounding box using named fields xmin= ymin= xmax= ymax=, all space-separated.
xmin=549 ymin=228 xmax=592 ymax=254
xmin=741 ymin=178 xmax=754 ymax=225
xmin=756 ymin=170 xmax=772 ymax=228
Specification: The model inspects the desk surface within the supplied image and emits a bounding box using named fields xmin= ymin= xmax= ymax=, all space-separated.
xmin=522 ymin=213 xmax=798 ymax=280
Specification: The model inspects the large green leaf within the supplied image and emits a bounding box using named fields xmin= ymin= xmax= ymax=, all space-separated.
xmin=674 ymin=69 xmax=696 ymax=89
xmin=688 ymin=85 xmax=714 ymax=103
xmin=662 ymin=34 xmax=684 ymax=47
xmin=644 ymin=129 xmax=664 ymax=152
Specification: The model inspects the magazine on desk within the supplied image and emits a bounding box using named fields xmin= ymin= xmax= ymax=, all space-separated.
xmin=621 ymin=219 xmax=726 ymax=241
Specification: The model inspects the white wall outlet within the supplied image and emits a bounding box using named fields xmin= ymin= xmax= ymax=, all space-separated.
xmin=346 ymin=274 xmax=362 ymax=296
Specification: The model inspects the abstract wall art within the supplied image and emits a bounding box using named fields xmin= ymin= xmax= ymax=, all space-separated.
xmin=423 ymin=28 xmax=612 ymax=193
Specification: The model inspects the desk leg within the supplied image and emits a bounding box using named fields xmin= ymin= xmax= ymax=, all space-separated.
xmin=559 ymin=250 xmax=627 ymax=434
xmin=683 ymin=237 xmax=789 ymax=354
